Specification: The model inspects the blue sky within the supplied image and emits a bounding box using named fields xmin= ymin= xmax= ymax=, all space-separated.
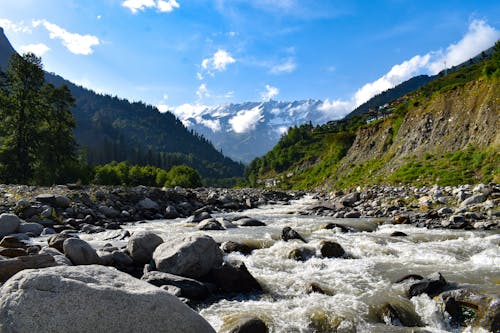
xmin=1 ymin=0 xmax=499 ymax=119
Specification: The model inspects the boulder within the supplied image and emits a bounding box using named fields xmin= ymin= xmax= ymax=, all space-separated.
xmin=288 ymin=247 xmax=315 ymax=262
xmin=320 ymin=241 xmax=345 ymax=258
xmin=127 ymin=231 xmax=163 ymax=264
xmin=0 ymin=254 xmax=57 ymax=282
xmin=142 ymin=271 xmax=210 ymax=300
xmin=233 ymin=217 xmax=266 ymax=227
xmin=98 ymin=205 xmax=120 ymax=218
xmin=221 ymin=241 xmax=256 ymax=255
xmin=138 ymin=198 xmax=159 ymax=211
xmin=206 ymin=260 xmax=262 ymax=293
xmin=153 ymin=235 xmax=222 ymax=279
xmin=379 ymin=303 xmax=423 ymax=327
xmin=198 ymin=218 xmax=225 ymax=231
xmin=409 ymin=273 xmax=447 ymax=298
xmin=39 ymin=247 xmax=73 ymax=266
xmin=461 ymin=194 xmax=487 ymax=206
xmin=0 ymin=247 xmax=27 ymax=258
xmin=35 ymin=193 xmax=57 ymax=205
xmin=165 ymin=205 xmax=180 ymax=219
xmin=0 ymin=236 xmax=29 ymax=249
xmin=0 ymin=213 xmax=21 ymax=238
xmin=390 ymin=231 xmax=408 ymax=237
xmin=340 ymin=192 xmax=360 ymax=207
xmin=48 ymin=233 xmax=75 ymax=253
xmin=63 ymin=238 xmax=99 ymax=265
xmin=18 ymin=222 xmax=44 ymax=236
xmin=281 ymin=226 xmax=307 ymax=242
xmin=55 ymin=195 xmax=71 ymax=208
xmin=188 ymin=211 xmax=212 ymax=223
xmin=0 ymin=265 xmax=216 ymax=332
xmin=344 ymin=211 xmax=361 ymax=218
xmin=221 ymin=317 xmax=269 ymax=333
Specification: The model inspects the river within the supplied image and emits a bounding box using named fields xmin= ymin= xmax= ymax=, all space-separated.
xmin=79 ymin=195 xmax=500 ymax=333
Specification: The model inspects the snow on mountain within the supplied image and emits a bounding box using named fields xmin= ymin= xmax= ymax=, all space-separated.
xmin=170 ymin=99 xmax=350 ymax=163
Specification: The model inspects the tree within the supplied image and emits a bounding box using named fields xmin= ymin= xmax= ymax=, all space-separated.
xmin=164 ymin=165 xmax=202 ymax=188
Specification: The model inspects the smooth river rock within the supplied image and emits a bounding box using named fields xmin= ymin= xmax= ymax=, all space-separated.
xmin=0 ymin=265 xmax=216 ymax=333
xmin=63 ymin=238 xmax=99 ymax=265
xmin=127 ymin=231 xmax=163 ymax=264
xmin=0 ymin=213 xmax=21 ymax=238
xmin=153 ymin=235 xmax=222 ymax=279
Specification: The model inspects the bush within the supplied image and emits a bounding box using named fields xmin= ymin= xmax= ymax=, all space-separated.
xmin=164 ymin=165 xmax=202 ymax=188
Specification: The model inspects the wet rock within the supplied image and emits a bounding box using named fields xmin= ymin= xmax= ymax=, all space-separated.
xmin=233 ymin=217 xmax=266 ymax=227
xmin=281 ymin=226 xmax=307 ymax=243
xmin=188 ymin=211 xmax=212 ymax=223
xmin=408 ymin=273 xmax=447 ymax=298
xmin=41 ymin=227 xmax=56 ymax=235
xmin=198 ymin=218 xmax=225 ymax=231
xmin=0 ymin=247 xmax=27 ymax=258
xmin=0 ymin=265 xmax=216 ymax=332
xmin=394 ymin=215 xmax=411 ymax=224
xmin=153 ymin=235 xmax=223 ymax=279
xmin=137 ymin=198 xmax=159 ymax=211
xmin=221 ymin=241 xmax=256 ymax=255
xmin=164 ymin=205 xmax=180 ymax=219
xmin=0 ymin=254 xmax=57 ymax=282
xmin=222 ymin=317 xmax=269 ymax=333
xmin=48 ymin=233 xmax=75 ymax=253
xmin=0 ymin=213 xmax=21 ymax=238
xmin=0 ymin=236 xmax=29 ymax=249
xmin=320 ymin=241 xmax=345 ymax=258
xmin=39 ymin=247 xmax=73 ymax=266
xmin=340 ymin=192 xmax=360 ymax=207
xmin=206 ymin=260 xmax=262 ymax=293
xmin=394 ymin=274 xmax=424 ymax=283
xmin=390 ymin=231 xmax=408 ymax=237
xmin=288 ymin=247 xmax=315 ymax=261
xmin=379 ymin=303 xmax=423 ymax=327
xmin=127 ymin=231 xmax=163 ymax=264
xmin=306 ymin=283 xmax=332 ymax=295
xmin=63 ymin=238 xmax=99 ymax=265
xmin=345 ymin=211 xmax=361 ymax=218
xmin=98 ymin=205 xmax=119 ymax=218
xmin=142 ymin=271 xmax=210 ymax=300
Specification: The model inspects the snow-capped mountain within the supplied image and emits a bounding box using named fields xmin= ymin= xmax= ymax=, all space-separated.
xmin=171 ymin=99 xmax=348 ymax=163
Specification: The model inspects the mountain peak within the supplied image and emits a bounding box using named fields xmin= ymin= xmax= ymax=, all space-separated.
xmin=0 ymin=27 xmax=17 ymax=70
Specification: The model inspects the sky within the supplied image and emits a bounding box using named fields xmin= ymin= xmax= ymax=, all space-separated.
xmin=0 ymin=0 xmax=499 ymax=120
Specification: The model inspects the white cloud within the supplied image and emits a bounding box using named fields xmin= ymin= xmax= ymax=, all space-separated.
xmin=157 ymin=0 xmax=180 ymax=12
xmin=122 ymin=0 xmax=156 ymax=13
xmin=33 ymin=20 xmax=99 ymax=55
xmin=201 ymin=49 xmax=235 ymax=73
xmin=260 ymin=84 xmax=279 ymax=101
xmin=19 ymin=43 xmax=50 ymax=56
xmin=427 ymin=19 xmax=500 ymax=74
xmin=156 ymin=104 xmax=171 ymax=113
xmin=353 ymin=54 xmax=430 ymax=106
xmin=97 ymin=15 xmax=102 ymax=20
xmin=196 ymin=72 xmax=204 ymax=80
xmin=229 ymin=105 xmax=264 ymax=133
xmin=270 ymin=58 xmax=296 ymax=74
xmin=196 ymin=83 xmax=210 ymax=99
xmin=0 ymin=19 xmax=32 ymax=33
xmin=196 ymin=117 xmax=221 ymax=132
xmin=318 ymin=99 xmax=353 ymax=120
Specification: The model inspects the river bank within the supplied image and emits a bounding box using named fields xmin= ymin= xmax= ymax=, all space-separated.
xmin=0 ymin=183 xmax=499 ymax=332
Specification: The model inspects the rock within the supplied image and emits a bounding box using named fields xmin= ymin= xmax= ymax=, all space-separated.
xmin=233 ymin=217 xmax=266 ymax=227
xmin=138 ymin=198 xmax=159 ymax=211
xmin=35 ymin=194 xmax=56 ymax=205
xmin=395 ymin=274 xmax=424 ymax=283
xmin=393 ymin=215 xmax=410 ymax=224
xmin=39 ymin=247 xmax=73 ymax=266
xmin=98 ymin=205 xmax=120 ymax=218
xmin=63 ymin=238 xmax=99 ymax=265
xmin=127 ymin=231 xmax=164 ymax=264
xmin=0 ymin=213 xmax=21 ymax=238
xmin=288 ymin=247 xmax=315 ymax=261
xmin=438 ymin=207 xmax=454 ymax=215
xmin=379 ymin=303 xmax=423 ymax=327
xmin=461 ymin=194 xmax=487 ymax=206
xmin=0 ymin=236 xmax=29 ymax=249
xmin=188 ymin=211 xmax=212 ymax=223
xmin=390 ymin=231 xmax=408 ymax=237
xmin=221 ymin=241 xmax=256 ymax=255
xmin=0 ymin=247 xmax=27 ymax=258
xmin=198 ymin=218 xmax=225 ymax=230
xmin=222 ymin=317 xmax=269 ymax=333
xmin=165 ymin=205 xmax=180 ymax=219
xmin=340 ymin=192 xmax=360 ymax=207
xmin=206 ymin=260 xmax=262 ymax=293
xmin=55 ymin=195 xmax=71 ymax=208
xmin=281 ymin=226 xmax=307 ymax=242
xmin=322 ymin=223 xmax=354 ymax=233
xmin=0 ymin=265 xmax=216 ymax=332
xmin=47 ymin=233 xmax=74 ymax=252
xmin=18 ymin=222 xmax=44 ymax=236
xmin=409 ymin=273 xmax=447 ymax=298
xmin=320 ymin=241 xmax=345 ymax=258
xmin=0 ymin=254 xmax=57 ymax=282
xmin=41 ymin=227 xmax=56 ymax=235
xmin=153 ymin=235 xmax=223 ymax=279
xmin=344 ymin=211 xmax=361 ymax=218
xmin=142 ymin=271 xmax=210 ymax=300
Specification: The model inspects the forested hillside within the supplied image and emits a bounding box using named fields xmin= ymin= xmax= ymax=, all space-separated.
xmin=245 ymin=41 xmax=500 ymax=189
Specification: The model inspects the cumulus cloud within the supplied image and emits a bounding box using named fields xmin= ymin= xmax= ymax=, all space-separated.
xmin=201 ymin=49 xmax=236 ymax=73
xmin=318 ymin=99 xmax=354 ymax=119
xmin=229 ymin=105 xmax=264 ymax=133
xmin=196 ymin=117 xmax=221 ymax=132
xmin=270 ymin=58 xmax=296 ymax=74
xmin=0 ymin=18 xmax=32 ymax=33
xmin=353 ymin=54 xmax=430 ymax=106
xmin=33 ymin=20 xmax=99 ymax=55
xmin=260 ymin=84 xmax=279 ymax=101
xmin=169 ymin=103 xmax=220 ymax=131
xmin=196 ymin=83 xmax=210 ymax=99
xmin=157 ymin=0 xmax=180 ymax=12
xmin=427 ymin=19 xmax=500 ymax=74
xmin=19 ymin=43 xmax=50 ymax=56
xmin=122 ymin=0 xmax=179 ymax=13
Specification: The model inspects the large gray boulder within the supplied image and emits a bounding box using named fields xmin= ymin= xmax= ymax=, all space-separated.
xmin=63 ymin=238 xmax=99 ymax=265
xmin=153 ymin=235 xmax=222 ymax=279
xmin=127 ymin=231 xmax=163 ymax=264
xmin=142 ymin=271 xmax=210 ymax=300
xmin=137 ymin=198 xmax=159 ymax=211
xmin=18 ymin=222 xmax=44 ymax=236
xmin=0 ymin=265 xmax=216 ymax=333
xmin=0 ymin=213 xmax=21 ymax=238
xmin=0 ymin=254 xmax=57 ymax=282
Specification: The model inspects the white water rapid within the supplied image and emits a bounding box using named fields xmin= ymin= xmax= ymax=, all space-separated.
xmin=79 ymin=195 xmax=500 ymax=333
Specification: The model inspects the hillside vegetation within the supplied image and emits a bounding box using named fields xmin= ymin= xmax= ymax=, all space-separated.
xmin=245 ymin=41 xmax=500 ymax=190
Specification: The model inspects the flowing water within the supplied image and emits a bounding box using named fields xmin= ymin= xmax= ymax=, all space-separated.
xmin=79 ymin=195 xmax=500 ymax=333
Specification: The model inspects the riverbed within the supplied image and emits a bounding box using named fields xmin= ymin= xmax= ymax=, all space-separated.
xmin=79 ymin=195 xmax=500 ymax=333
